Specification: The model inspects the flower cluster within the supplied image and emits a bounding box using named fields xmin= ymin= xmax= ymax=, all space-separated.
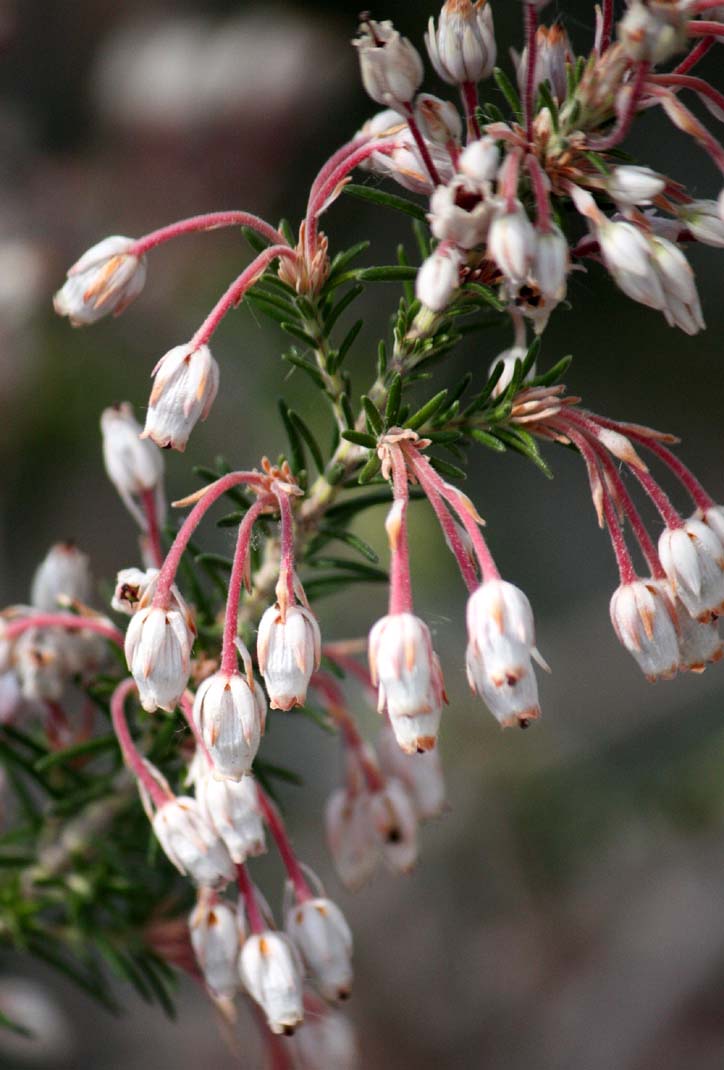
xmin=3 ymin=0 xmax=723 ymax=1056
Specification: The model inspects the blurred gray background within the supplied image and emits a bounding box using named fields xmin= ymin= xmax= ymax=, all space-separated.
xmin=1 ymin=0 xmax=724 ymax=1067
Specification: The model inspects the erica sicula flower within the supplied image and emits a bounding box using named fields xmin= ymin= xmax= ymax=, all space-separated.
xmin=189 ymin=898 xmax=241 ymax=1000
xmin=195 ymin=770 xmax=267 ymax=864
xmin=30 ymin=542 xmax=92 ymax=612
xmin=142 ymin=344 xmax=220 ymax=452
xmin=324 ymin=788 xmax=378 ymax=892
xmin=194 ymin=668 xmax=266 ymax=780
xmin=465 ymin=580 xmax=544 ymax=727
xmin=53 ymin=236 xmax=146 ymax=326
xmin=353 ymin=18 xmax=424 ymax=113
xmin=368 ymin=612 xmax=446 ymax=754
xmin=101 ymin=403 xmax=166 ymax=529
xmin=425 ymin=0 xmax=496 ymax=86
xmin=152 ymin=796 xmax=234 ymax=887
xmin=609 ymin=579 xmax=679 ymax=681
xmin=124 ymin=594 xmax=196 ymax=713
xmin=658 ymin=519 xmax=724 ymax=622
xmin=415 ymin=246 xmax=462 ymax=312
xmin=239 ymin=931 xmax=305 ymax=1036
xmin=256 ymin=602 xmax=321 ymax=712
xmin=285 ymin=897 xmax=354 ymax=1003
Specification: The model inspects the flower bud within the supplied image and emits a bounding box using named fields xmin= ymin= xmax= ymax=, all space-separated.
xmin=196 ymin=769 xmax=266 ymax=863
xmin=31 ymin=543 xmax=92 ymax=612
xmin=532 ymin=225 xmax=569 ymax=301
xmin=458 ymin=136 xmax=500 ymax=184
xmin=257 ymin=603 xmax=320 ymax=712
xmin=124 ymin=597 xmax=196 ymax=713
xmin=377 ymin=719 xmax=447 ymax=820
xmin=609 ymin=579 xmax=679 ymax=680
xmin=651 ymin=237 xmax=704 ymax=335
xmin=597 ymin=220 xmax=665 ymax=310
xmin=606 ymin=165 xmax=666 ymax=206
xmin=370 ymin=778 xmax=418 ymax=874
xmin=353 ymin=19 xmax=424 ymax=112
xmin=618 ymin=1 xmax=688 ymax=65
xmin=368 ymin=613 xmax=446 ymax=753
xmin=674 ymin=596 xmax=722 ymax=672
xmin=414 ymin=94 xmax=463 ymax=145
xmin=111 ymin=567 xmax=157 ymax=615
xmin=53 ymin=235 xmax=146 ymax=326
xmin=429 ymin=177 xmax=492 ymax=249
xmin=487 ymin=200 xmax=536 ymax=286
xmin=194 ymin=669 xmax=265 ymax=780
xmin=465 ymin=580 xmax=543 ymax=726
xmin=416 ymin=246 xmax=462 ymax=312
xmin=514 ymin=24 xmax=572 ymax=104
xmin=152 ymin=796 xmax=234 ymax=887
xmin=700 ymin=504 xmax=724 ymax=546
xmin=101 ymin=403 xmax=166 ymax=528
xmin=285 ymin=898 xmax=353 ymax=1003
xmin=658 ymin=519 xmax=724 ymax=622
xmin=425 ymin=0 xmax=496 ymax=86
xmin=324 ymin=788 xmax=378 ymax=892
xmin=239 ymin=932 xmax=305 ymax=1035
xmin=142 ymin=344 xmax=219 ymax=452
xmin=292 ymin=1007 xmax=359 ymax=1070
xmin=189 ymin=898 xmax=241 ymax=999
xmin=678 ymin=200 xmax=724 ymax=247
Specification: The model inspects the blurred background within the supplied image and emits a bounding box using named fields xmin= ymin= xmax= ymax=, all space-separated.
xmin=1 ymin=0 xmax=724 ymax=1067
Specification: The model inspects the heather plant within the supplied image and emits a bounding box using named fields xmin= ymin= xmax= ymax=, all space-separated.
xmin=2 ymin=0 xmax=724 ymax=1062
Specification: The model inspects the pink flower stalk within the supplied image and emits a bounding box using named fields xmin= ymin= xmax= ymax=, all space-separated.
xmin=256 ymin=785 xmax=313 ymax=905
xmin=129 ymin=211 xmax=287 ymax=257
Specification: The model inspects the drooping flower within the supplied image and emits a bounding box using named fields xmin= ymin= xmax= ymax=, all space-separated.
xmin=194 ymin=668 xmax=266 ymax=780
xmin=53 ymin=236 xmax=146 ymax=326
xmin=152 ymin=796 xmax=234 ymax=887
xmin=285 ymin=896 xmax=353 ymax=1003
xmin=239 ymin=931 xmax=305 ymax=1035
xmin=142 ymin=344 xmax=220 ymax=452
xmin=257 ymin=603 xmax=320 ymax=711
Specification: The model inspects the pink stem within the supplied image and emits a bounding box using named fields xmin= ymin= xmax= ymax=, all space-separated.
xmin=600 ymin=0 xmax=614 ymax=53
xmin=191 ymin=245 xmax=298 ymax=349
xmin=255 ymin=786 xmax=312 ymax=903
xmin=651 ymin=84 xmax=724 ymax=176
xmin=110 ymin=678 xmax=170 ymax=808
xmin=694 ymin=0 xmax=724 ymax=10
xmin=306 ymin=135 xmax=371 ymax=224
xmin=622 ymin=431 xmax=714 ymax=512
xmin=460 ymin=81 xmax=482 ymax=141
xmin=387 ymin=447 xmax=413 ymax=616
xmin=688 ymin=20 xmax=724 ymax=36
xmin=594 ymin=446 xmax=665 ymax=579
xmin=305 ymin=139 xmax=398 ymax=260
xmin=152 ymin=471 xmax=266 ymax=606
xmin=179 ymin=691 xmax=213 ymax=765
xmin=523 ymin=2 xmax=539 ymax=141
xmin=526 ymin=154 xmax=552 ymax=231
xmin=406 ymin=452 xmax=479 ymax=591
xmin=5 ymin=614 xmax=123 ymax=647
xmin=220 ymin=497 xmax=273 ymax=674
xmin=272 ymin=485 xmax=297 ymax=617
xmin=140 ymin=488 xmax=163 ymax=568
xmin=407 ymin=450 xmax=500 ymax=580
xmin=600 ymin=480 xmax=638 ymax=585
xmin=587 ymin=414 xmax=715 ymax=511
xmin=131 ymin=212 xmax=286 ymax=257
xmin=565 ymin=409 xmax=684 ymax=528
xmin=403 ymin=104 xmax=442 ymax=187
xmin=588 ymin=61 xmax=650 ymax=151
xmin=236 ymin=864 xmax=265 ymax=934
xmin=649 ymin=72 xmax=724 ymax=119
xmin=674 ymin=36 xmax=715 ymax=75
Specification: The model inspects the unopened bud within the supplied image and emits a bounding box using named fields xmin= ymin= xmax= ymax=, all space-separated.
xmin=618 ymin=1 xmax=688 ymax=65
xmin=190 ymin=898 xmax=241 ymax=999
xmin=101 ymin=403 xmax=166 ymax=529
xmin=194 ymin=668 xmax=265 ymax=780
xmin=257 ymin=603 xmax=320 ymax=712
xmin=597 ymin=220 xmax=665 ymax=310
xmin=196 ymin=769 xmax=266 ymax=863
xmin=425 ymin=0 xmax=496 ymax=86
xmin=285 ymin=897 xmax=353 ymax=1003
xmin=31 ymin=543 xmax=92 ymax=612
xmin=678 ymin=200 xmax=724 ymax=248
xmin=324 ymin=788 xmax=378 ymax=892
xmin=152 ymin=796 xmax=234 ymax=887
xmin=487 ymin=200 xmax=536 ymax=286
xmin=53 ymin=235 xmax=146 ymax=326
xmin=659 ymin=519 xmax=724 ymax=622
xmin=609 ymin=579 xmax=679 ymax=680
xmin=514 ymin=24 xmax=572 ymax=103
xmin=606 ymin=165 xmax=666 ymax=206
xmin=124 ymin=595 xmax=196 ymax=713
xmin=416 ymin=246 xmax=462 ymax=312
xmin=239 ymin=932 xmax=304 ymax=1035
xmin=414 ymin=94 xmax=463 ymax=145
xmin=353 ymin=19 xmax=424 ymax=112
xmin=532 ymin=225 xmax=569 ymax=301
xmin=142 ymin=344 xmax=219 ymax=452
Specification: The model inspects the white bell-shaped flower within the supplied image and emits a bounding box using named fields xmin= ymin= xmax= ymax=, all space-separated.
xmin=142 ymin=344 xmax=219 ymax=452
xmin=152 ymin=796 xmax=234 ymax=887
xmin=285 ymin=896 xmax=353 ymax=1003
xmin=609 ymin=579 xmax=680 ymax=681
xmin=31 ymin=543 xmax=92 ymax=612
xmin=239 ymin=931 xmax=305 ymax=1036
xmin=189 ymin=898 xmax=241 ymax=999
xmin=194 ymin=669 xmax=265 ymax=780
xmin=257 ymin=603 xmax=320 ymax=712
xmin=196 ymin=770 xmax=266 ymax=863
xmin=53 ymin=235 xmax=146 ymax=326
xmin=124 ymin=596 xmax=195 ymax=713
xmin=659 ymin=519 xmax=724 ymax=622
